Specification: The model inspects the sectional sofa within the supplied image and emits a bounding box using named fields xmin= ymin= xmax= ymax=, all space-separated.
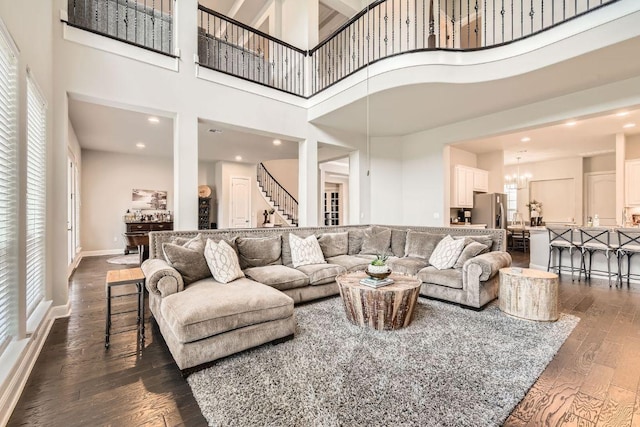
xmin=141 ymin=224 xmax=511 ymax=372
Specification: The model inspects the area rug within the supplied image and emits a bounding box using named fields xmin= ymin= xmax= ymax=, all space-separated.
xmin=187 ymin=297 xmax=578 ymax=427
xmin=106 ymin=254 xmax=139 ymax=265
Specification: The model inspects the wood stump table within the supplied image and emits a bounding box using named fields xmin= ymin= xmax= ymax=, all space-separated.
xmin=336 ymin=272 xmax=421 ymax=330
xmin=499 ymin=268 xmax=559 ymax=321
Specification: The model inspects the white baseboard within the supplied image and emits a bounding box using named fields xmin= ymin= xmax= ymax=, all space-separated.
xmin=81 ymin=249 xmax=123 ymax=257
xmin=0 ymin=302 xmax=69 ymax=426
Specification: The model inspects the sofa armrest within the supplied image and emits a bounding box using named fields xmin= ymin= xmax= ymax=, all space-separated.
xmin=141 ymin=258 xmax=184 ymax=298
xmin=463 ymin=251 xmax=512 ymax=281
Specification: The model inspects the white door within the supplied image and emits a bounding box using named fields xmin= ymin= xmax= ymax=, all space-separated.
xmin=585 ymin=172 xmax=616 ymax=226
xmin=230 ymin=176 xmax=251 ymax=228
xmin=67 ymin=156 xmax=78 ymax=266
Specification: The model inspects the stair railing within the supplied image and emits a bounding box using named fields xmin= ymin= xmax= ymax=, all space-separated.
xmin=257 ymin=163 xmax=298 ymax=226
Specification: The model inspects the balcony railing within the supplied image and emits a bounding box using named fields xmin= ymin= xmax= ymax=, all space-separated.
xmin=198 ymin=5 xmax=307 ymax=97
xmin=67 ymin=0 xmax=175 ymax=56
xmin=310 ymin=0 xmax=617 ymax=94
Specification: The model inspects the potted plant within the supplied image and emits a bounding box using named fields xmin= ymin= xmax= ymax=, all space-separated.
xmin=367 ymin=252 xmax=391 ymax=279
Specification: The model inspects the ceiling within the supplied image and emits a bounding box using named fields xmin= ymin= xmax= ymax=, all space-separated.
xmin=454 ymin=107 xmax=640 ymax=165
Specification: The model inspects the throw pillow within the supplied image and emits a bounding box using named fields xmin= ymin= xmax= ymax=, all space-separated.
xmin=359 ymin=228 xmax=392 ymax=255
xmin=453 ymin=241 xmax=489 ymax=269
xmin=289 ymin=234 xmax=326 ymax=268
xmin=236 ymin=236 xmax=282 ymax=269
xmin=404 ymin=231 xmax=445 ymax=260
xmin=162 ymin=242 xmax=211 ymax=285
xmin=429 ymin=235 xmax=466 ymax=270
xmin=318 ymin=232 xmax=349 ymax=258
xmin=204 ymin=239 xmax=245 ymax=284
xmin=348 ymin=229 xmax=366 ymax=255
xmin=391 ymin=229 xmax=408 ymax=257
xmin=454 ymin=235 xmax=494 ymax=250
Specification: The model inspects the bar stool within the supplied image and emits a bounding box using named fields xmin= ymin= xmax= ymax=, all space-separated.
xmin=547 ymin=226 xmax=580 ymax=281
xmin=616 ymin=228 xmax=640 ymax=288
xmin=578 ymin=227 xmax=616 ymax=287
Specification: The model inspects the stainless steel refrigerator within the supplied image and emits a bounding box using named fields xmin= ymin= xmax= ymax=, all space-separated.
xmin=472 ymin=193 xmax=507 ymax=229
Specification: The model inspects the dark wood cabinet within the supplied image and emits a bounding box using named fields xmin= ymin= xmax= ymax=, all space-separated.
xmin=199 ymin=198 xmax=211 ymax=230
xmin=124 ymin=221 xmax=173 ymax=254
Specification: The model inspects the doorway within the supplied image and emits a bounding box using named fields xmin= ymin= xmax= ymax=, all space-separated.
xmin=230 ymin=176 xmax=251 ymax=228
xmin=67 ymin=153 xmax=79 ymax=270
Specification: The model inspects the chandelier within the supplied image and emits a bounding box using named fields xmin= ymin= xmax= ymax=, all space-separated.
xmin=505 ymin=155 xmax=531 ymax=190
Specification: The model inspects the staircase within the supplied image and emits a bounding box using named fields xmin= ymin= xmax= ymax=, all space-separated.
xmin=257 ymin=163 xmax=298 ymax=227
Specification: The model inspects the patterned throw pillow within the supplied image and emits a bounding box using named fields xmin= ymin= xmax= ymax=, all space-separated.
xmin=429 ymin=235 xmax=466 ymax=270
xmin=289 ymin=234 xmax=326 ymax=268
xmin=204 ymin=239 xmax=245 ymax=284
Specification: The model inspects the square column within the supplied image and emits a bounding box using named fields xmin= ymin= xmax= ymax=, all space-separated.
xmin=174 ymin=112 xmax=199 ymax=230
xmin=298 ymin=139 xmax=319 ymax=226
xmin=349 ymin=149 xmax=369 ymax=224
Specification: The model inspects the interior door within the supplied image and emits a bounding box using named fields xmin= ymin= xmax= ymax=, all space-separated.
xmin=67 ymin=156 xmax=77 ymax=266
xmin=585 ymin=172 xmax=616 ymax=226
xmin=230 ymin=176 xmax=251 ymax=228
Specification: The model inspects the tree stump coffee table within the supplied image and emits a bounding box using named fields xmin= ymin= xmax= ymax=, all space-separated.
xmin=499 ymin=267 xmax=559 ymax=321
xmin=336 ymin=271 xmax=421 ymax=330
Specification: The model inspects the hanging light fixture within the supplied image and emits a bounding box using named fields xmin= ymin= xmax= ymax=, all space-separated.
xmin=505 ymin=152 xmax=532 ymax=190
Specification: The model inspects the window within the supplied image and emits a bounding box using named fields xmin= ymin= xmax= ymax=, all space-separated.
xmin=504 ymin=182 xmax=517 ymax=223
xmin=26 ymin=74 xmax=47 ymax=317
xmin=0 ymin=21 xmax=18 ymax=355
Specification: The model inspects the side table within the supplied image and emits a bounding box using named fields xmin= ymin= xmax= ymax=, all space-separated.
xmin=499 ymin=267 xmax=559 ymax=321
xmin=105 ymin=267 xmax=146 ymax=348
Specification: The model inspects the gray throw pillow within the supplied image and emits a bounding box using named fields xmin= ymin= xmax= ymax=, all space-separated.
xmin=318 ymin=232 xmax=349 ymax=258
xmin=454 ymin=235 xmax=494 ymax=250
xmin=391 ymin=229 xmax=408 ymax=257
xmin=404 ymin=231 xmax=445 ymax=260
xmin=453 ymin=241 xmax=489 ymax=269
xmin=236 ymin=236 xmax=282 ymax=269
xmin=348 ymin=229 xmax=366 ymax=255
xmin=360 ymin=228 xmax=392 ymax=255
xmin=162 ymin=242 xmax=212 ymax=285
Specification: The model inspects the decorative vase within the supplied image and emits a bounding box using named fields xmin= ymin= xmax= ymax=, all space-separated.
xmin=367 ymin=264 xmax=391 ymax=280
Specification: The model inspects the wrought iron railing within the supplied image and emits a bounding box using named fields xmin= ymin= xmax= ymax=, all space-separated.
xmin=257 ymin=163 xmax=298 ymax=226
xmin=67 ymin=0 xmax=175 ymax=56
xmin=198 ymin=5 xmax=307 ymax=97
xmin=310 ymin=0 xmax=617 ymax=94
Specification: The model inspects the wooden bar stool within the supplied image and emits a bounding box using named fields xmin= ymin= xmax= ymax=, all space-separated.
xmin=105 ymin=267 xmax=146 ymax=349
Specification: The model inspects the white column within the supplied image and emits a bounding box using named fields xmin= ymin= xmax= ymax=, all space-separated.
xmin=298 ymin=138 xmax=319 ymax=226
xmin=616 ymin=133 xmax=626 ymax=226
xmin=349 ymin=150 xmax=370 ymax=224
xmin=174 ymin=112 xmax=199 ymax=230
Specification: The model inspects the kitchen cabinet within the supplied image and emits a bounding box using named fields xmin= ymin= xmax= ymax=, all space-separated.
xmin=451 ymin=165 xmax=489 ymax=208
xmin=626 ymin=159 xmax=640 ymax=206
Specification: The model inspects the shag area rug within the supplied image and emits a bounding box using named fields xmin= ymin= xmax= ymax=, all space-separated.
xmin=187 ymin=297 xmax=578 ymax=427
xmin=106 ymin=254 xmax=139 ymax=265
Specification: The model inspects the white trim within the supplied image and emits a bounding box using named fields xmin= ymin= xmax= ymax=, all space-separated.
xmin=81 ymin=249 xmax=123 ymax=257
xmin=62 ymin=21 xmax=180 ymax=72
xmin=0 ymin=301 xmax=68 ymax=426
xmin=26 ymin=301 xmax=51 ymax=335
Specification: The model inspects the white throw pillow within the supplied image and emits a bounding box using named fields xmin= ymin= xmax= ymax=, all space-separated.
xmin=289 ymin=234 xmax=326 ymax=268
xmin=204 ymin=239 xmax=245 ymax=284
xmin=429 ymin=235 xmax=466 ymax=270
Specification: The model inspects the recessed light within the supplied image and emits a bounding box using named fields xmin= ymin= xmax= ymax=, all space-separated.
xmin=148 ymin=117 xmax=160 ymax=124
xmin=273 ymin=139 xmax=282 ymax=146
xmin=520 ymin=137 xmax=531 ymax=142
xmin=616 ymin=111 xmax=630 ymax=117
xmin=208 ymin=128 xmax=223 ymax=134
xmin=623 ymin=123 xmax=636 ymax=129
xmin=136 ymin=142 xmax=146 ymax=149
xmin=235 ymin=155 xmax=242 ymax=161
xmin=565 ymin=121 xmax=577 ymax=127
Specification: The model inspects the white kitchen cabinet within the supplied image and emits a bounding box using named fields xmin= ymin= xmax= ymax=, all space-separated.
xmin=626 ymin=159 xmax=640 ymax=206
xmin=472 ymin=169 xmax=489 ymax=192
xmin=451 ymin=165 xmax=489 ymax=208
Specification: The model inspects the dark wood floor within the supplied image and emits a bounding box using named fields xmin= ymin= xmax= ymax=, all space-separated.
xmin=7 ymin=252 xmax=640 ymax=426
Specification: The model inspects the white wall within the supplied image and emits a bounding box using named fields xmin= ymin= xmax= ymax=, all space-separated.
xmin=505 ymin=157 xmax=583 ymax=224
xmin=627 ymin=134 xmax=640 ymax=160
xmin=370 ymin=137 xmax=403 ymax=224
xmin=478 ymin=150 xmax=505 ymax=193
xmin=583 ymin=153 xmax=616 ymax=173
xmin=81 ymin=150 xmax=173 ymax=252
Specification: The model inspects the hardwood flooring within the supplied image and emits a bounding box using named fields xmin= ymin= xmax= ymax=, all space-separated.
xmin=7 ymin=252 xmax=640 ymax=426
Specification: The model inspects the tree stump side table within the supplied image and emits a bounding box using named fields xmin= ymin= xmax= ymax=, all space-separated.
xmin=499 ymin=268 xmax=559 ymax=321
xmin=336 ymin=272 xmax=421 ymax=330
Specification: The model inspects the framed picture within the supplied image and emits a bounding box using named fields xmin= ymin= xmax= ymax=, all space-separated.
xmin=632 ymin=214 xmax=640 ymax=226
xmin=132 ymin=189 xmax=167 ymax=210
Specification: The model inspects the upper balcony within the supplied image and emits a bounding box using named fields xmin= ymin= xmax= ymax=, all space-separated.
xmin=64 ymin=0 xmax=628 ymax=101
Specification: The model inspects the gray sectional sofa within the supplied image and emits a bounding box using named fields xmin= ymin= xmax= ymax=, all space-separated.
xmin=141 ymin=224 xmax=511 ymax=371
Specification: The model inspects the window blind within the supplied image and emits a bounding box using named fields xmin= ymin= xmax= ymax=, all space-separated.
xmin=26 ymin=74 xmax=47 ymax=318
xmin=0 ymin=23 xmax=18 ymax=355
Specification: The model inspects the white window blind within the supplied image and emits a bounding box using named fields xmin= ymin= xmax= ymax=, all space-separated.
xmin=26 ymin=74 xmax=47 ymax=318
xmin=0 ymin=22 xmax=18 ymax=355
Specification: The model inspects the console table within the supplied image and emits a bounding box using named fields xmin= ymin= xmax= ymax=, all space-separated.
xmin=124 ymin=221 xmax=173 ymax=255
